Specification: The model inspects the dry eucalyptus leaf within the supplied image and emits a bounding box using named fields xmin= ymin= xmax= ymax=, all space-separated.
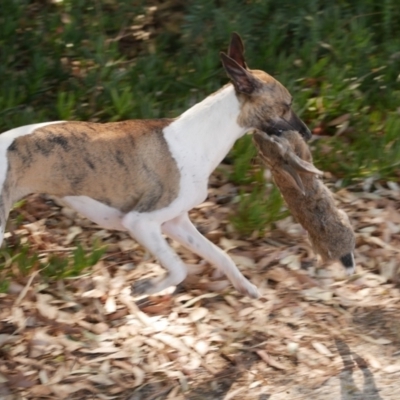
xmin=311 ymin=342 xmax=334 ymax=357
xmin=189 ymin=307 xmax=208 ymax=322
xmin=219 ymin=237 xmax=237 ymax=251
xmin=358 ymin=335 xmax=392 ymax=345
xmin=280 ymin=254 xmax=301 ymax=269
xmin=118 ymin=239 xmax=136 ymax=252
xmin=64 ymin=226 xmax=83 ymax=245
xmin=230 ymin=254 xmax=256 ymax=269
xmin=36 ymin=295 xmax=58 ymax=320
xmin=383 ymin=364 xmax=400 ymax=374
xmin=256 ymin=350 xmax=288 ymax=370
xmin=302 ymin=287 xmax=333 ymax=302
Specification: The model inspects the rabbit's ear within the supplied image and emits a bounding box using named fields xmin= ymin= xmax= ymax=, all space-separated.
xmin=287 ymin=155 xmax=323 ymax=176
xmin=281 ymin=164 xmax=306 ymax=194
xmin=282 ymin=153 xmax=323 ymax=194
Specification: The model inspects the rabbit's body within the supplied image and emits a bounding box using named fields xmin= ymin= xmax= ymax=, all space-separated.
xmin=253 ymin=130 xmax=355 ymax=273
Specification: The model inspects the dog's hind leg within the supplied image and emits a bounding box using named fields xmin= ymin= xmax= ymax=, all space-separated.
xmin=0 ymin=177 xmax=29 ymax=249
xmin=0 ymin=191 xmax=13 ymax=248
xmin=0 ymin=201 xmax=6 ymax=247
xmin=122 ymin=213 xmax=188 ymax=296
xmin=162 ymin=213 xmax=259 ymax=298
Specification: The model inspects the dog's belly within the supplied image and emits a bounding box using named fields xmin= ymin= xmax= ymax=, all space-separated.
xmin=62 ymin=195 xmax=126 ymax=231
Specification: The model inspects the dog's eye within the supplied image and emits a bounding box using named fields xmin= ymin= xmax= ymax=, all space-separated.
xmin=282 ymin=102 xmax=291 ymax=112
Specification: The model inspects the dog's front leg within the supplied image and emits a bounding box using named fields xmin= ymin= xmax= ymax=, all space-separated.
xmin=122 ymin=214 xmax=187 ymax=295
xmin=162 ymin=213 xmax=259 ymax=298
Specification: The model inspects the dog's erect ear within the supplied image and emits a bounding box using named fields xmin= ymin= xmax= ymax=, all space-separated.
xmin=220 ymin=52 xmax=259 ymax=94
xmin=228 ymin=32 xmax=247 ymax=69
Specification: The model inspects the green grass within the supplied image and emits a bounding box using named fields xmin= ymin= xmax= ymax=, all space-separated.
xmin=40 ymin=241 xmax=106 ymax=280
xmin=0 ymin=0 xmax=399 ymax=240
xmin=0 ymin=239 xmax=107 ymax=292
xmin=230 ymin=185 xmax=289 ymax=236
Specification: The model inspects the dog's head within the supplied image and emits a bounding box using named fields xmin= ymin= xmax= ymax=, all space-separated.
xmin=221 ymin=33 xmax=311 ymax=140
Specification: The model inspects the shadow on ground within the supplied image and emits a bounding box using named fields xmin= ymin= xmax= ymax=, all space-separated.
xmin=335 ymin=338 xmax=383 ymax=400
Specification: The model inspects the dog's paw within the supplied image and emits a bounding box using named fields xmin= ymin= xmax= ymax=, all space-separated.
xmin=131 ymin=279 xmax=154 ymax=296
xmin=237 ymin=281 xmax=260 ymax=299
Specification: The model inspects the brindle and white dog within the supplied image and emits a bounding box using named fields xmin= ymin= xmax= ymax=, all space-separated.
xmin=0 ymin=34 xmax=310 ymax=298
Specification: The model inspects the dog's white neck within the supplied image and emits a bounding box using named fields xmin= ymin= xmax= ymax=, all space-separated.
xmin=165 ymin=85 xmax=246 ymax=177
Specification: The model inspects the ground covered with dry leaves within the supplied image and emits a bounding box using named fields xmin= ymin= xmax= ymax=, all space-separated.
xmin=1 ymin=168 xmax=400 ymax=400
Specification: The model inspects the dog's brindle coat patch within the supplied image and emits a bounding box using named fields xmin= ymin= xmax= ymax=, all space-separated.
xmin=6 ymin=119 xmax=180 ymax=213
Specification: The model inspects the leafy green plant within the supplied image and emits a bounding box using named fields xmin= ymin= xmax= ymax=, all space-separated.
xmin=227 ymin=135 xmax=259 ymax=185
xmin=0 ymin=280 xmax=9 ymax=293
xmin=70 ymin=241 xmax=106 ymax=277
xmin=230 ymin=185 xmax=289 ymax=236
xmin=14 ymin=244 xmax=39 ymax=275
xmin=0 ymin=242 xmax=37 ymax=292
xmin=41 ymin=241 xmax=107 ymax=280
xmin=108 ymin=87 xmax=135 ymax=121
xmin=0 ymin=252 xmax=11 ymax=293
xmin=0 ymin=238 xmax=107 ymax=289
xmin=41 ymin=254 xmax=70 ymax=280
xmin=56 ymin=91 xmax=77 ymax=120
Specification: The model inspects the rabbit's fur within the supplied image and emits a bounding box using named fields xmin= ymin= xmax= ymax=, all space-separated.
xmin=253 ymin=130 xmax=355 ymax=273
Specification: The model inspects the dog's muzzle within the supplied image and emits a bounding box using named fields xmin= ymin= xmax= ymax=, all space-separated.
xmin=263 ymin=110 xmax=312 ymax=140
